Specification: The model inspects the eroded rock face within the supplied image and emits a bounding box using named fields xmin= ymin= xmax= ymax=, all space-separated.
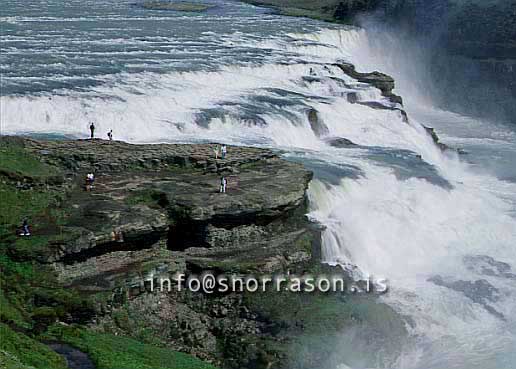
xmin=335 ymin=62 xmax=403 ymax=106
xmin=18 ymin=138 xmax=314 ymax=271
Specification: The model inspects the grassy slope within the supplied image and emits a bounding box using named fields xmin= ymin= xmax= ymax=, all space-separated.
xmin=0 ymin=323 xmax=68 ymax=369
xmin=44 ymin=326 xmax=218 ymax=369
xmin=0 ymin=139 xmax=218 ymax=369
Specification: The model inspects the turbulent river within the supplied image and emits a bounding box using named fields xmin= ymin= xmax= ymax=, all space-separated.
xmin=2 ymin=0 xmax=516 ymax=368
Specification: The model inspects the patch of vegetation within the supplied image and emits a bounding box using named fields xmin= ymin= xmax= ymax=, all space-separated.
xmin=0 ymin=182 xmax=69 ymax=261
xmin=237 ymin=160 xmax=262 ymax=171
xmin=0 ymin=285 xmax=27 ymax=328
xmin=0 ymin=145 xmax=95 ymax=367
xmin=0 ymin=323 xmax=67 ymax=369
xmin=244 ymin=289 xmax=408 ymax=368
xmin=0 ymin=184 xmax=58 ymax=231
xmin=125 ymin=189 xmax=166 ymax=208
xmin=0 ymin=140 xmax=60 ymax=181
xmin=45 ymin=325 xmax=219 ymax=369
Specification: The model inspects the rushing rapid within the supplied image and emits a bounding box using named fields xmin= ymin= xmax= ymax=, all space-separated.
xmin=2 ymin=0 xmax=516 ymax=368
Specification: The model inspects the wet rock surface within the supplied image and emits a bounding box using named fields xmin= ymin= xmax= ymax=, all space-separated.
xmin=48 ymin=343 xmax=96 ymax=369
xmin=335 ymin=62 xmax=403 ymax=106
xmin=428 ymin=275 xmax=505 ymax=320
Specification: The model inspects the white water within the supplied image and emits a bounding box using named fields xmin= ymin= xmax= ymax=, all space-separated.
xmin=303 ymin=28 xmax=516 ymax=369
xmin=2 ymin=13 xmax=516 ymax=369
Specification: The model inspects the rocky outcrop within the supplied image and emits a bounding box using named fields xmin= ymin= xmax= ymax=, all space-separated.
xmin=326 ymin=137 xmax=358 ymax=148
xmin=335 ymin=62 xmax=403 ymax=105
xmin=18 ymin=138 xmax=313 ymax=268
xmin=2 ymin=137 xmax=323 ymax=368
xmin=336 ymin=62 xmax=409 ymax=123
xmin=1 ymin=137 xmax=409 ymax=369
xmin=307 ymin=108 xmax=330 ymax=137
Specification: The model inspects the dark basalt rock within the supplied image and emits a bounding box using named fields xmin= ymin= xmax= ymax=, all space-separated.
xmin=15 ymin=138 xmax=313 ymax=267
xmin=326 ymin=137 xmax=358 ymax=148
xmin=428 ymin=275 xmax=505 ymax=320
xmin=347 ymin=91 xmax=359 ymax=104
xmin=307 ymin=108 xmax=330 ymax=137
xmin=335 ymin=62 xmax=403 ymax=106
xmin=423 ymin=125 xmax=450 ymax=151
xmin=48 ymin=343 xmax=96 ymax=369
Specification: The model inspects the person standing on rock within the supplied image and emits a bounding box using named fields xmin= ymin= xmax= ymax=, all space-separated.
xmin=220 ymin=176 xmax=227 ymax=193
xmin=214 ymin=145 xmax=219 ymax=159
xmin=89 ymin=122 xmax=95 ymax=139
xmin=85 ymin=173 xmax=95 ymax=191
xmin=221 ymin=144 xmax=227 ymax=159
xmin=107 ymin=129 xmax=113 ymax=141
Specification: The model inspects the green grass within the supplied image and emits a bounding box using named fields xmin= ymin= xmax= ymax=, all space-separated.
xmin=0 ymin=323 xmax=68 ymax=369
xmin=0 ymin=183 xmax=54 ymax=223
xmin=245 ymin=288 xmax=406 ymax=335
xmin=0 ymin=349 xmax=34 ymax=369
xmin=0 ymin=179 xmax=70 ymax=261
xmin=0 ymin=143 xmax=59 ymax=180
xmin=45 ymin=326 xmax=219 ymax=369
xmin=124 ymin=189 xmax=163 ymax=207
xmin=0 ymin=286 xmax=27 ymax=328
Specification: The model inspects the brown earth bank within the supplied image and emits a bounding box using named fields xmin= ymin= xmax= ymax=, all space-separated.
xmin=1 ymin=136 xmax=408 ymax=369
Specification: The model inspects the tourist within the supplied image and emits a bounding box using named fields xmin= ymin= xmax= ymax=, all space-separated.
xmin=107 ymin=129 xmax=113 ymax=141
xmin=89 ymin=122 xmax=95 ymax=139
xmin=214 ymin=145 xmax=219 ymax=159
xmin=221 ymin=144 xmax=227 ymax=159
xmin=20 ymin=218 xmax=31 ymax=236
xmin=85 ymin=173 xmax=95 ymax=191
xmin=220 ymin=176 xmax=227 ymax=193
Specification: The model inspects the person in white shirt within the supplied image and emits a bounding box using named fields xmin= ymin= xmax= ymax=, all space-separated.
xmin=220 ymin=176 xmax=227 ymax=193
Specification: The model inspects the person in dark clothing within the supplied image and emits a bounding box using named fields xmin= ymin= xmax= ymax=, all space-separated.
xmin=89 ymin=122 xmax=95 ymax=139
xmin=107 ymin=129 xmax=113 ymax=141
xmin=21 ymin=218 xmax=31 ymax=236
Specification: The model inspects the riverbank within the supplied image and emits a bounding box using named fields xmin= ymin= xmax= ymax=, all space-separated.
xmin=240 ymin=0 xmax=379 ymax=23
